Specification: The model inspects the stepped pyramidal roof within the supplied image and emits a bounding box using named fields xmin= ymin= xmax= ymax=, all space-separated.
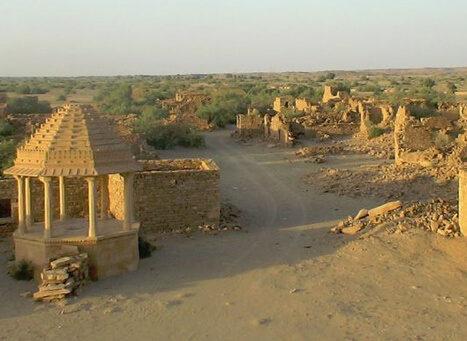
xmin=5 ymin=103 xmax=142 ymax=177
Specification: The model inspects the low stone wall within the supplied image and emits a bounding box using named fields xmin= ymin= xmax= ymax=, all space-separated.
xmin=109 ymin=159 xmax=220 ymax=232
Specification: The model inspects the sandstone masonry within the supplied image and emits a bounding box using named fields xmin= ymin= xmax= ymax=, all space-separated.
xmin=109 ymin=159 xmax=220 ymax=231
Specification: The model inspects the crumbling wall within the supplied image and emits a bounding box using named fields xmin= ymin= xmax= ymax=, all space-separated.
xmin=236 ymin=114 xmax=263 ymax=137
xmin=295 ymin=98 xmax=319 ymax=113
xmin=273 ymin=97 xmax=294 ymax=113
xmin=380 ymin=105 xmax=395 ymax=126
xmin=393 ymin=106 xmax=458 ymax=166
xmin=108 ymin=159 xmax=220 ymax=231
xmin=265 ymin=114 xmax=294 ymax=146
xmin=460 ymin=166 xmax=467 ymax=236
xmin=322 ymin=86 xmax=348 ymax=103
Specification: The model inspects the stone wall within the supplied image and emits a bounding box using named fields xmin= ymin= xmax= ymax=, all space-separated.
xmin=236 ymin=114 xmax=263 ymax=137
xmin=273 ymin=97 xmax=294 ymax=113
xmin=322 ymin=86 xmax=348 ymax=103
xmin=264 ymin=114 xmax=294 ymax=146
xmin=394 ymin=106 xmax=436 ymax=164
xmin=306 ymin=123 xmax=359 ymax=137
xmin=108 ymin=159 xmax=220 ymax=232
xmin=0 ymin=176 xmax=92 ymax=223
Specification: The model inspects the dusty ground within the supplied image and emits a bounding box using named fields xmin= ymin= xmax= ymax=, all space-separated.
xmin=0 ymin=128 xmax=466 ymax=341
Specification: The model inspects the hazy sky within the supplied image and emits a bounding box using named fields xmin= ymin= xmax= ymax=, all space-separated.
xmin=1 ymin=0 xmax=466 ymax=76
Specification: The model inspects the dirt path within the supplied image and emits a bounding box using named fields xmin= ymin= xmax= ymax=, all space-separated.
xmin=0 ymin=128 xmax=466 ymax=341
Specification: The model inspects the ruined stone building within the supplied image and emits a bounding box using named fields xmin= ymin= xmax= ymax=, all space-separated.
xmin=273 ymin=96 xmax=295 ymax=112
xmin=393 ymin=106 xmax=460 ymax=166
xmin=159 ymin=90 xmax=211 ymax=130
xmin=263 ymin=113 xmax=295 ymax=146
xmin=322 ymin=85 xmax=348 ymax=103
xmin=236 ymin=112 xmax=263 ymax=137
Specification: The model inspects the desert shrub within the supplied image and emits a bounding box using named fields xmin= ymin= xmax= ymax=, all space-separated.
xmin=10 ymin=260 xmax=34 ymax=281
xmin=0 ymin=120 xmax=13 ymax=136
xmin=14 ymin=84 xmax=48 ymax=95
xmin=6 ymin=96 xmax=51 ymax=114
xmin=365 ymin=120 xmax=384 ymax=139
xmin=408 ymin=105 xmax=437 ymax=118
xmin=0 ymin=139 xmax=17 ymax=170
xmin=95 ymin=83 xmax=134 ymax=114
xmin=282 ymin=108 xmax=304 ymax=119
xmin=142 ymin=123 xmax=205 ymax=149
xmin=56 ymin=93 xmax=67 ymax=101
xmin=197 ymin=92 xmax=250 ymax=127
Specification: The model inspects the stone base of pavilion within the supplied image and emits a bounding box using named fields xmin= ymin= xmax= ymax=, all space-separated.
xmin=14 ymin=218 xmax=139 ymax=281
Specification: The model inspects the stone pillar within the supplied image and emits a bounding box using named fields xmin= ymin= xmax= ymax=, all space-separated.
xmin=14 ymin=176 xmax=25 ymax=234
xmin=59 ymin=176 xmax=66 ymax=221
xmin=39 ymin=177 xmax=52 ymax=239
xmin=86 ymin=177 xmax=97 ymax=238
xmin=122 ymin=173 xmax=134 ymax=231
xmin=460 ymin=167 xmax=467 ymax=236
xmin=24 ymin=177 xmax=32 ymax=229
xmin=100 ymin=175 xmax=110 ymax=220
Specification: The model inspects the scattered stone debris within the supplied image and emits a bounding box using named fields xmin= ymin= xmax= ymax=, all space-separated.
xmin=171 ymin=203 xmax=244 ymax=235
xmin=306 ymin=163 xmax=458 ymax=201
xmin=331 ymin=199 xmax=461 ymax=238
xmin=296 ymin=145 xmax=344 ymax=157
xmin=33 ymin=254 xmax=89 ymax=302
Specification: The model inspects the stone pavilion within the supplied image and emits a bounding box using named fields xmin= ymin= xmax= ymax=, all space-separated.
xmin=5 ymin=103 xmax=142 ymax=280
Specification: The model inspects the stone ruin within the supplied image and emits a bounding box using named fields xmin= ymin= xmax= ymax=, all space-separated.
xmin=393 ymin=105 xmax=465 ymax=167
xmin=3 ymin=103 xmax=222 ymax=280
xmin=263 ymin=113 xmax=295 ymax=146
xmin=322 ymin=85 xmax=349 ymax=103
xmin=159 ymin=90 xmax=212 ymax=130
xmin=236 ymin=109 xmax=263 ymax=138
xmin=273 ymin=96 xmax=294 ymax=113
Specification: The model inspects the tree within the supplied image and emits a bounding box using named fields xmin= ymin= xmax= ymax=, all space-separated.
xmin=6 ymin=96 xmax=51 ymax=114
xmin=446 ymin=82 xmax=457 ymax=94
xmin=134 ymin=105 xmax=169 ymax=133
xmin=197 ymin=92 xmax=250 ymax=127
xmin=422 ymin=78 xmax=436 ymax=89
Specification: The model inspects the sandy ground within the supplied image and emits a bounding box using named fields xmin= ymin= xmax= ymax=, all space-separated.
xmin=0 ymin=128 xmax=466 ymax=341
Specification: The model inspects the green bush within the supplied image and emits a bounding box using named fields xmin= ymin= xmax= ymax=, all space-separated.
xmin=142 ymin=123 xmax=205 ymax=149
xmin=56 ymin=93 xmax=67 ymax=101
xmin=0 ymin=120 xmax=13 ymax=137
xmin=0 ymin=139 xmax=17 ymax=170
xmin=365 ymin=120 xmax=384 ymax=139
xmin=6 ymin=96 xmax=51 ymax=114
xmin=197 ymin=92 xmax=250 ymax=127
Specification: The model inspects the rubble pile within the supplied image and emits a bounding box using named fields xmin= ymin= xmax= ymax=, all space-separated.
xmin=33 ymin=254 xmax=89 ymax=302
xmin=306 ymin=163 xmax=458 ymax=201
xmin=296 ymin=144 xmax=344 ymax=157
xmin=331 ymin=199 xmax=461 ymax=238
xmin=172 ymin=203 xmax=244 ymax=235
xmin=344 ymin=132 xmax=395 ymax=159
